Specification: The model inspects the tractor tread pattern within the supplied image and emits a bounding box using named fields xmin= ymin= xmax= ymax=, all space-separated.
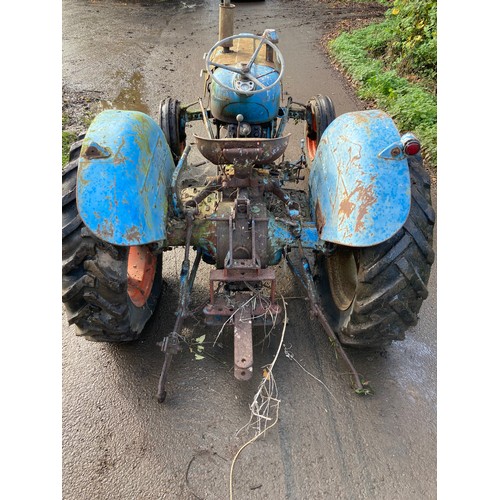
xmin=322 ymin=155 xmax=435 ymax=348
xmin=61 ymin=142 xmax=161 ymax=342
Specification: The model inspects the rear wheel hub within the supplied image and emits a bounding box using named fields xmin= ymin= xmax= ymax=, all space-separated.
xmin=326 ymin=248 xmax=358 ymax=311
xmin=127 ymin=246 xmax=157 ymax=307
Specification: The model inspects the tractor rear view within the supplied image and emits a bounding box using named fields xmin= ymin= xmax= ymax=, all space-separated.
xmin=62 ymin=0 xmax=434 ymax=401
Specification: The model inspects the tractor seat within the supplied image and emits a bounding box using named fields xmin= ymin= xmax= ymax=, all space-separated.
xmin=194 ymin=134 xmax=290 ymax=166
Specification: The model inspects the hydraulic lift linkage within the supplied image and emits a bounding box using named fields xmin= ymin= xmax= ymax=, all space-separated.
xmin=156 ymin=164 xmax=368 ymax=403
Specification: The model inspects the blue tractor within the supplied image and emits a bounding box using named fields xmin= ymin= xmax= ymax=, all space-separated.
xmin=62 ymin=1 xmax=434 ymax=401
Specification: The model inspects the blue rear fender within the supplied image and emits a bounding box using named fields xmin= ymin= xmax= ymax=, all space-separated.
xmin=77 ymin=110 xmax=175 ymax=246
xmin=308 ymin=110 xmax=411 ymax=247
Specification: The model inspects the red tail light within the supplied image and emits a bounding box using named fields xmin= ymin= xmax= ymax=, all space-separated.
xmin=401 ymin=133 xmax=421 ymax=156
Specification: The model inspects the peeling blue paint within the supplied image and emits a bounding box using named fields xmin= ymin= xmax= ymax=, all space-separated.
xmin=308 ymin=110 xmax=411 ymax=247
xmin=77 ymin=110 xmax=175 ymax=246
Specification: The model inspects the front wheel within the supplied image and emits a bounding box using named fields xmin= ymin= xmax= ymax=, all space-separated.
xmin=305 ymin=94 xmax=336 ymax=162
xmin=316 ymin=155 xmax=435 ymax=347
xmin=62 ymin=140 xmax=163 ymax=341
xmin=159 ymin=98 xmax=186 ymax=164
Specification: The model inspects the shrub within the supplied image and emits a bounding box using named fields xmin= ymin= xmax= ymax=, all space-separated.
xmin=328 ymin=0 xmax=437 ymax=166
xmin=387 ymin=0 xmax=437 ymax=85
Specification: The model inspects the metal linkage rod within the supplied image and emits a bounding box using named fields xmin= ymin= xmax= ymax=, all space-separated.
xmin=184 ymin=176 xmax=223 ymax=213
xmin=199 ymin=98 xmax=215 ymax=139
xmin=290 ymin=241 xmax=366 ymax=393
xmin=274 ymin=96 xmax=293 ymax=138
xmin=157 ymin=212 xmax=202 ymax=402
xmin=171 ymin=144 xmax=192 ymax=217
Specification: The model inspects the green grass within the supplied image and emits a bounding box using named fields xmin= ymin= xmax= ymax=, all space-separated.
xmin=62 ymin=130 xmax=77 ymax=167
xmin=329 ymin=0 xmax=389 ymax=3
xmin=329 ymin=19 xmax=437 ymax=167
xmin=62 ymin=106 xmax=98 ymax=167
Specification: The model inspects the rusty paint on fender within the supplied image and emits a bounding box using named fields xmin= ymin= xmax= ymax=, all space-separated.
xmin=77 ymin=110 xmax=175 ymax=246
xmin=315 ymin=200 xmax=326 ymax=237
xmin=308 ymin=110 xmax=411 ymax=247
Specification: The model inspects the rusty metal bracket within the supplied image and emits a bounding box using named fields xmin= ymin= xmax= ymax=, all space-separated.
xmin=204 ymin=269 xmax=281 ymax=381
xmin=208 ymin=268 xmax=277 ymax=305
xmin=204 ymin=291 xmax=281 ymax=327
xmin=233 ymin=306 xmax=253 ymax=380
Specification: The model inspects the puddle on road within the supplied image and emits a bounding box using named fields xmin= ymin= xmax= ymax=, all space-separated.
xmin=99 ymin=71 xmax=150 ymax=115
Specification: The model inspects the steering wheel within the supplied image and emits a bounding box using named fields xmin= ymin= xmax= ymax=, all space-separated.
xmin=205 ymin=32 xmax=285 ymax=96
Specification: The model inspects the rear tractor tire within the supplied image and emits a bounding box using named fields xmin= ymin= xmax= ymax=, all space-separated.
xmin=62 ymin=139 xmax=163 ymax=342
xmin=316 ymin=155 xmax=435 ymax=348
xmin=305 ymin=94 xmax=336 ymax=162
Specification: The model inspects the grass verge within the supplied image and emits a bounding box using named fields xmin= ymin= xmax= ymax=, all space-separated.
xmin=62 ymin=130 xmax=77 ymax=167
xmin=328 ymin=20 xmax=437 ymax=168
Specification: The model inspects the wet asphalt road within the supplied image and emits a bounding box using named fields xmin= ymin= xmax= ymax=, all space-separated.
xmin=62 ymin=0 xmax=437 ymax=498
